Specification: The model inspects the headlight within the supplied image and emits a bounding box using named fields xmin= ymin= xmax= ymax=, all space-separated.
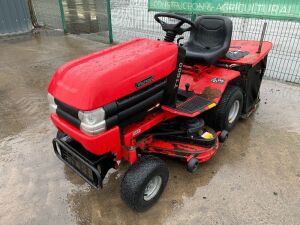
xmin=78 ymin=108 xmax=106 ymax=135
xmin=47 ymin=93 xmax=57 ymax=113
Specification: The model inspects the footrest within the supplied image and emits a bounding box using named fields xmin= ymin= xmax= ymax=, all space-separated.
xmin=162 ymin=95 xmax=216 ymax=117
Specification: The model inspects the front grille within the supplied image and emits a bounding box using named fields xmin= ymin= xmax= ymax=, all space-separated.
xmin=61 ymin=146 xmax=94 ymax=181
xmin=104 ymin=79 xmax=167 ymax=128
xmin=53 ymin=138 xmax=103 ymax=188
xmin=55 ymin=99 xmax=81 ymax=128
xmin=53 ymin=79 xmax=167 ymax=130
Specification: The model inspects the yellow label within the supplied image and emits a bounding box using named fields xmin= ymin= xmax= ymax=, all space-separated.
xmin=208 ymin=103 xmax=217 ymax=109
xmin=202 ymin=132 xmax=213 ymax=139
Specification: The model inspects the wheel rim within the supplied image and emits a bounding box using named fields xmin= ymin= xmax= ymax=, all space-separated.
xmin=143 ymin=176 xmax=162 ymax=201
xmin=191 ymin=163 xmax=198 ymax=172
xmin=228 ymin=100 xmax=240 ymax=124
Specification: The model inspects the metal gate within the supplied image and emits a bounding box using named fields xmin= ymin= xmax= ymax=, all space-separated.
xmin=0 ymin=0 xmax=32 ymax=35
xmin=31 ymin=0 xmax=63 ymax=30
xmin=30 ymin=0 xmax=112 ymax=43
xmin=62 ymin=0 xmax=112 ymax=43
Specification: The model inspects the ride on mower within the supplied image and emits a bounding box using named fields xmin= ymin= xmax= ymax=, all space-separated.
xmin=48 ymin=13 xmax=272 ymax=211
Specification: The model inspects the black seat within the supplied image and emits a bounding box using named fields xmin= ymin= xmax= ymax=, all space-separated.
xmin=184 ymin=16 xmax=232 ymax=65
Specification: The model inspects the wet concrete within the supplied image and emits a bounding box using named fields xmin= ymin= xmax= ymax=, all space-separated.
xmin=0 ymin=30 xmax=299 ymax=225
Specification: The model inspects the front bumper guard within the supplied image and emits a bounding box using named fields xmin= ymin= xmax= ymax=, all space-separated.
xmin=53 ymin=137 xmax=114 ymax=189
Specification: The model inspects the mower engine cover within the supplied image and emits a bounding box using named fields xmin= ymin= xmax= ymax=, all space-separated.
xmin=48 ymin=38 xmax=178 ymax=111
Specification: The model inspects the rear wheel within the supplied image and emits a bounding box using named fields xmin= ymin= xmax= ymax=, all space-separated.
xmin=120 ymin=155 xmax=169 ymax=212
xmin=210 ymin=85 xmax=243 ymax=131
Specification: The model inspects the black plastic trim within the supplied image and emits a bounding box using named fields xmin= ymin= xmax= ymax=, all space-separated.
xmin=106 ymin=91 xmax=164 ymax=129
xmin=162 ymin=46 xmax=186 ymax=107
xmin=56 ymin=108 xmax=81 ymax=128
xmin=103 ymin=102 xmax=118 ymax=118
xmin=54 ymin=77 xmax=168 ymax=130
xmin=106 ymin=115 xmax=119 ymax=129
xmin=55 ymin=98 xmax=79 ymax=118
xmin=103 ymin=79 xmax=167 ymax=119
xmin=53 ymin=138 xmax=102 ymax=188
xmin=119 ymin=90 xmax=163 ymax=120
xmin=117 ymin=79 xmax=166 ymax=111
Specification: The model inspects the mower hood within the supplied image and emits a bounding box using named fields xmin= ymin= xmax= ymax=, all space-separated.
xmin=48 ymin=38 xmax=178 ymax=111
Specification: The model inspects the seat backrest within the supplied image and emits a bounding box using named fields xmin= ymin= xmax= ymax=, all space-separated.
xmin=189 ymin=16 xmax=232 ymax=50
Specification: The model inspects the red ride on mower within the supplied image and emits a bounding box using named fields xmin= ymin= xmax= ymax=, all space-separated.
xmin=48 ymin=13 xmax=272 ymax=211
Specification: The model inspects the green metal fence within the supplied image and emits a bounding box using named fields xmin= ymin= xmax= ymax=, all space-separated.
xmin=31 ymin=0 xmax=64 ymax=30
xmin=110 ymin=0 xmax=300 ymax=84
xmin=30 ymin=0 xmax=300 ymax=84
xmin=31 ymin=0 xmax=112 ymax=43
xmin=148 ymin=0 xmax=300 ymax=21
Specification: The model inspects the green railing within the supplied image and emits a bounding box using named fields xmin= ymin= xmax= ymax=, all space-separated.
xmin=30 ymin=0 xmax=300 ymax=83
xmin=33 ymin=0 xmax=113 ymax=43
xmin=148 ymin=0 xmax=300 ymax=21
xmin=58 ymin=0 xmax=67 ymax=33
xmin=110 ymin=0 xmax=300 ymax=84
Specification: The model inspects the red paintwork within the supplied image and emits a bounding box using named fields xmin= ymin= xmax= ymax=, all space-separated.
xmin=122 ymin=111 xmax=176 ymax=146
xmin=162 ymin=65 xmax=240 ymax=117
xmin=48 ymin=38 xmax=178 ymax=111
xmin=180 ymin=65 xmax=240 ymax=103
xmin=117 ymin=62 xmax=239 ymax=163
xmin=121 ymin=110 xmax=219 ymax=164
xmin=140 ymin=138 xmax=219 ymax=163
xmin=121 ymin=146 xmax=138 ymax=165
xmin=51 ymin=113 xmax=122 ymax=158
xmin=49 ymin=37 xmax=272 ymax=166
xmin=219 ymin=40 xmax=272 ymax=66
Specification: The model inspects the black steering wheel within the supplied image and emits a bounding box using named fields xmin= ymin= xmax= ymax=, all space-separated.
xmin=154 ymin=13 xmax=195 ymax=41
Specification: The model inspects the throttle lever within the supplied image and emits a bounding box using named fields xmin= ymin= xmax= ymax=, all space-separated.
xmin=177 ymin=36 xmax=184 ymax=46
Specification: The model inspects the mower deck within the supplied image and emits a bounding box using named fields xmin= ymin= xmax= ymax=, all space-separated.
xmin=144 ymin=138 xmax=219 ymax=163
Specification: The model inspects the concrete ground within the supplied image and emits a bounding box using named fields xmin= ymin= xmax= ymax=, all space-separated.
xmin=0 ymin=30 xmax=299 ymax=225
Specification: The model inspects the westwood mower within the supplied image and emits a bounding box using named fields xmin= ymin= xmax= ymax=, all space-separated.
xmin=48 ymin=13 xmax=272 ymax=211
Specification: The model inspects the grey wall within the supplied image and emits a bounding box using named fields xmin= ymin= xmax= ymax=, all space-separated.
xmin=0 ymin=0 xmax=32 ymax=35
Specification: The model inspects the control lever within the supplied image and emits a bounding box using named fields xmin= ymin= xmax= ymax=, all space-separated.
xmin=177 ymin=36 xmax=184 ymax=46
xmin=185 ymin=83 xmax=190 ymax=92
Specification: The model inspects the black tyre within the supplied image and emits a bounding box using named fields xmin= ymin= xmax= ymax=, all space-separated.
xmin=219 ymin=130 xmax=229 ymax=143
xmin=210 ymin=85 xmax=243 ymax=131
xmin=187 ymin=157 xmax=199 ymax=173
xmin=120 ymin=155 xmax=169 ymax=212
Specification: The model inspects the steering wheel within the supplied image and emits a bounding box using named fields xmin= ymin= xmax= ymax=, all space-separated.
xmin=154 ymin=13 xmax=195 ymax=36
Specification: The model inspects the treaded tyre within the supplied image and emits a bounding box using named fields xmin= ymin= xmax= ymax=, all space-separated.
xmin=210 ymin=85 xmax=243 ymax=131
xmin=219 ymin=130 xmax=229 ymax=143
xmin=120 ymin=155 xmax=169 ymax=212
xmin=187 ymin=157 xmax=199 ymax=173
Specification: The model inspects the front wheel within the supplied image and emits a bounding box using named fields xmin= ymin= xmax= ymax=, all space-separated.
xmin=120 ymin=155 xmax=169 ymax=212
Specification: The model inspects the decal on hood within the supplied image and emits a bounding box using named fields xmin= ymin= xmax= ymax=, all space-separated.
xmin=136 ymin=76 xmax=154 ymax=88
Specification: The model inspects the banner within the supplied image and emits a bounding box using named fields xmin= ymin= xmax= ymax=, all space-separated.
xmin=148 ymin=0 xmax=300 ymax=21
